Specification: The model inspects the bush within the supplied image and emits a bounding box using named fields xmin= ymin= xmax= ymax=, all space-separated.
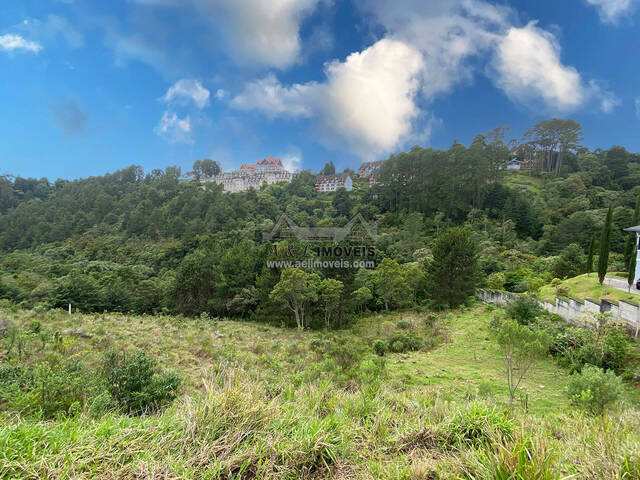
xmin=388 ymin=332 xmax=425 ymax=353
xmin=505 ymin=295 xmax=543 ymax=325
xmin=100 ymin=350 xmax=181 ymax=414
xmin=449 ymin=403 xmax=514 ymax=447
xmin=396 ymin=320 xmax=411 ymax=330
xmin=372 ymin=339 xmax=388 ymax=356
xmin=567 ymin=365 xmax=623 ymax=414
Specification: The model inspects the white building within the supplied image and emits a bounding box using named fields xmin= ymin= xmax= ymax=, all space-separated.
xmin=208 ymin=156 xmax=295 ymax=193
xmin=315 ymin=173 xmax=353 ymax=192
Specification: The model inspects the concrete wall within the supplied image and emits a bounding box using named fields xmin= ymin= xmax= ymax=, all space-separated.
xmin=477 ymin=289 xmax=640 ymax=335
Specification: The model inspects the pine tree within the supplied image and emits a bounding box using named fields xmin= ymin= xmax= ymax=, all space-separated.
xmin=597 ymin=205 xmax=613 ymax=285
xmin=586 ymin=233 xmax=595 ymax=276
xmin=627 ymin=252 xmax=636 ymax=292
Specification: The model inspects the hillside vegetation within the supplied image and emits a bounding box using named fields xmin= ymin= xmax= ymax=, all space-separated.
xmin=2 ymin=304 xmax=640 ymax=479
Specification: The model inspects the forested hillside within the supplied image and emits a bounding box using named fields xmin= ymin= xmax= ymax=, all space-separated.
xmin=1 ymin=120 xmax=640 ymax=326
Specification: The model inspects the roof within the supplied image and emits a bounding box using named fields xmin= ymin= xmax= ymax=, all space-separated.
xmin=257 ymin=155 xmax=283 ymax=167
xmin=239 ymin=163 xmax=256 ymax=171
xmin=624 ymin=225 xmax=640 ymax=232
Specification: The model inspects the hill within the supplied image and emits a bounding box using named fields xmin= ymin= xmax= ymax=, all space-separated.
xmin=1 ymin=304 xmax=639 ymax=479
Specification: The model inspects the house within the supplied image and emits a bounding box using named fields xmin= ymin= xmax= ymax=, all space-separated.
xmin=208 ymin=156 xmax=294 ymax=193
xmin=315 ymin=173 xmax=353 ymax=192
xmin=623 ymin=225 xmax=640 ymax=285
xmin=358 ymin=161 xmax=383 ymax=186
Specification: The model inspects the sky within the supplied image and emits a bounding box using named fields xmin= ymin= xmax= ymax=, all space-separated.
xmin=1 ymin=0 xmax=640 ymax=180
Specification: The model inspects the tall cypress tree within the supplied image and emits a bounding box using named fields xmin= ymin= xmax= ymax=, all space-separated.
xmin=627 ymin=250 xmax=637 ymax=292
xmin=586 ymin=233 xmax=595 ymax=276
xmin=598 ymin=205 xmax=613 ymax=285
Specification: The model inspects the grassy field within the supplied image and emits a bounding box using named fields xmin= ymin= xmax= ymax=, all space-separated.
xmin=538 ymin=273 xmax=640 ymax=305
xmin=502 ymin=170 xmax=543 ymax=195
xmin=1 ymin=305 xmax=640 ymax=479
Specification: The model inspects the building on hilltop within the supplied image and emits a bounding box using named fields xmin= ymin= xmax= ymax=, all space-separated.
xmin=315 ymin=173 xmax=353 ymax=192
xmin=358 ymin=161 xmax=383 ymax=186
xmin=208 ymin=156 xmax=295 ymax=193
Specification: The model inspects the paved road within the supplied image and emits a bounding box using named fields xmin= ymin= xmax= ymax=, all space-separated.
xmin=604 ymin=277 xmax=640 ymax=295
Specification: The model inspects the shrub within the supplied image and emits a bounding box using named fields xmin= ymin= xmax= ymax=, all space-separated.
xmin=568 ymin=365 xmax=623 ymax=415
xmin=449 ymin=403 xmax=514 ymax=447
xmin=372 ymin=339 xmax=388 ymax=356
xmin=100 ymin=350 xmax=181 ymax=414
xmin=487 ymin=272 xmax=506 ymax=290
xmin=387 ymin=333 xmax=424 ymax=353
xmin=505 ymin=295 xmax=543 ymax=325
xmin=397 ymin=320 xmax=411 ymax=330
xmin=390 ymin=340 xmax=404 ymax=353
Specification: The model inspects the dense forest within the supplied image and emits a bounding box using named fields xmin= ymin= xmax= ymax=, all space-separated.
xmin=1 ymin=119 xmax=640 ymax=328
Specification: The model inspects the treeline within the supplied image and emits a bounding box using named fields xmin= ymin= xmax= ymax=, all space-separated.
xmin=0 ymin=120 xmax=639 ymax=321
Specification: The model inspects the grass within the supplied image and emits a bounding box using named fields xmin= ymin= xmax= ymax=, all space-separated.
xmin=538 ymin=273 xmax=640 ymax=305
xmin=1 ymin=305 xmax=640 ymax=479
xmin=503 ymin=170 xmax=544 ymax=195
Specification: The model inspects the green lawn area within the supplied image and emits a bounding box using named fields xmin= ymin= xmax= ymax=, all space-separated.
xmin=387 ymin=308 xmax=571 ymax=414
xmin=503 ymin=169 xmax=543 ymax=195
xmin=538 ymin=273 xmax=640 ymax=304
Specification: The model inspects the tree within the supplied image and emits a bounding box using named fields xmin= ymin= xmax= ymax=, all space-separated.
xmin=320 ymin=161 xmax=335 ymax=175
xmin=269 ymin=269 xmax=318 ymax=329
xmin=494 ymin=318 xmax=551 ymax=405
xmin=628 ymin=252 xmax=636 ymax=293
xmin=567 ymin=365 xmax=623 ymax=415
xmin=332 ymin=188 xmax=353 ymax=217
xmin=426 ymin=227 xmax=480 ymax=308
xmin=586 ymin=233 xmax=595 ymax=276
xmin=553 ymin=243 xmax=586 ymax=279
xmin=200 ymin=159 xmax=220 ymax=178
xmin=318 ymin=278 xmax=344 ymax=329
xmin=352 ymin=286 xmax=373 ymax=312
xmin=373 ymin=258 xmax=411 ymax=310
xmin=523 ymin=119 xmax=583 ymax=175
xmin=598 ymin=206 xmax=613 ymax=285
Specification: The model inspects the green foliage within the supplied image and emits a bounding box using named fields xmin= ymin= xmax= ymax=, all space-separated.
xmin=426 ymin=227 xmax=480 ymax=308
xmin=270 ymin=269 xmax=319 ymax=329
xmin=568 ymin=365 xmax=623 ymax=415
xmin=449 ymin=403 xmax=514 ymax=447
xmin=100 ymin=350 xmax=181 ymax=415
xmin=587 ymin=233 xmax=596 ymax=275
xmin=372 ymin=339 xmax=388 ymax=356
xmin=505 ymin=295 xmax=544 ymax=325
xmin=494 ymin=318 xmax=551 ymax=404
xmin=553 ymin=243 xmax=586 ymax=279
xmin=598 ymin=205 xmax=613 ymax=284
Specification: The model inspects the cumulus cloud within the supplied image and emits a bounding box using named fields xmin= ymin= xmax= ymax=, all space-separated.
xmin=193 ymin=0 xmax=321 ymax=69
xmin=231 ymin=74 xmax=316 ymax=118
xmin=0 ymin=34 xmax=42 ymax=53
xmin=155 ymin=111 xmax=193 ymax=144
xmin=491 ymin=22 xmax=586 ymax=112
xmin=585 ymin=0 xmax=636 ymax=24
xmin=233 ymin=38 xmax=424 ymax=158
xmin=281 ymin=151 xmax=303 ymax=172
xmin=161 ymin=79 xmax=210 ymax=109
xmin=51 ymin=100 xmax=87 ymax=137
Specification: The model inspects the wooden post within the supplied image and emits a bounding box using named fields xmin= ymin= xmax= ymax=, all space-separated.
xmin=68 ymin=304 xmax=71 ymax=315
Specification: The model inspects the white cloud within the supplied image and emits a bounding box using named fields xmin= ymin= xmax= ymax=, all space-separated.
xmin=231 ymin=74 xmax=316 ymax=118
xmin=589 ymin=80 xmax=621 ymax=114
xmin=585 ymin=0 xmax=636 ymax=24
xmin=193 ymin=0 xmax=321 ymax=69
xmin=161 ymin=79 xmax=210 ymax=109
xmin=491 ymin=22 xmax=586 ymax=112
xmin=215 ymin=89 xmax=226 ymax=100
xmin=232 ymin=38 xmax=424 ymax=158
xmin=154 ymin=111 xmax=193 ymax=144
xmin=0 ymin=34 xmax=42 ymax=53
xmin=281 ymin=151 xmax=303 ymax=172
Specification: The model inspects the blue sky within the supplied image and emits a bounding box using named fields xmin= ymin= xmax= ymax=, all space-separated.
xmin=1 ymin=0 xmax=639 ymax=180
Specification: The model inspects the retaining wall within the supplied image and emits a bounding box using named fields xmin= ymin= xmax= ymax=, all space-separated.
xmin=477 ymin=289 xmax=640 ymax=335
